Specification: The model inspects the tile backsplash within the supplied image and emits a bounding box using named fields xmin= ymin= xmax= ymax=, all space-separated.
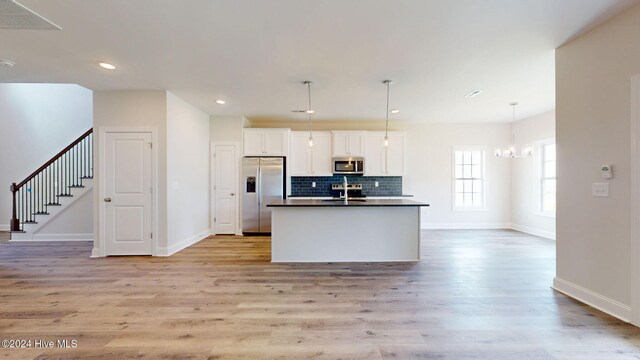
xmin=291 ymin=175 xmax=402 ymax=197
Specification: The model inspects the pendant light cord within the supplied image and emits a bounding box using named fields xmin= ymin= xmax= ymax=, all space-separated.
xmin=307 ymin=81 xmax=313 ymax=137
xmin=385 ymin=81 xmax=390 ymax=139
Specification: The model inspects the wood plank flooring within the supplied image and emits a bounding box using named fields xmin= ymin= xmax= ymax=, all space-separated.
xmin=0 ymin=230 xmax=639 ymax=359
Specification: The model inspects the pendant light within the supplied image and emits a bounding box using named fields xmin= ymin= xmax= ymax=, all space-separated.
xmin=383 ymin=80 xmax=392 ymax=148
xmin=304 ymin=81 xmax=314 ymax=147
xmin=494 ymin=102 xmax=533 ymax=158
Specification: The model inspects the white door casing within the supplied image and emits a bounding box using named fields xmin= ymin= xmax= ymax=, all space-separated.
xmin=212 ymin=142 xmax=238 ymax=234
xmin=103 ymin=131 xmax=153 ymax=255
xmin=631 ymin=74 xmax=640 ymax=326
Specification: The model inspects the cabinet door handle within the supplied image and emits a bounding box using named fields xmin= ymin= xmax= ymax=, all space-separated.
xmin=104 ymin=198 xmax=112 ymax=202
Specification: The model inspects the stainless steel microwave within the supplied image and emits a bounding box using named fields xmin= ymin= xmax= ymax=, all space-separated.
xmin=332 ymin=157 xmax=365 ymax=175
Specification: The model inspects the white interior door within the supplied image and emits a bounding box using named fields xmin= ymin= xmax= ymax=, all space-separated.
xmin=214 ymin=144 xmax=238 ymax=234
xmin=104 ymin=132 xmax=153 ymax=255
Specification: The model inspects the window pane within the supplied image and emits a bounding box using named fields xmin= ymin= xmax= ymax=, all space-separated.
xmin=543 ymin=179 xmax=556 ymax=195
xmin=472 ymin=165 xmax=481 ymax=178
xmin=455 ymin=151 xmax=462 ymax=164
xmin=471 ymin=151 xmax=480 ymax=165
xmin=544 ymin=161 xmax=555 ymax=178
xmin=464 ymin=180 xmax=472 ymax=192
xmin=463 ymin=165 xmax=471 ymax=178
xmin=473 ymin=180 xmax=482 ymax=192
xmin=542 ymin=179 xmax=556 ymax=212
xmin=545 ymin=144 xmax=556 ymax=161
xmin=455 ymin=165 xmax=463 ymax=178
xmin=543 ymin=196 xmax=556 ymax=212
xmin=455 ymin=193 xmax=464 ymax=207
xmin=463 ymin=193 xmax=472 ymax=205
xmin=455 ymin=180 xmax=463 ymax=193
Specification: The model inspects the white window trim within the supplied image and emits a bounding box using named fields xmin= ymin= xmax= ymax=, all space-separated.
xmin=534 ymin=138 xmax=556 ymax=218
xmin=452 ymin=146 xmax=488 ymax=212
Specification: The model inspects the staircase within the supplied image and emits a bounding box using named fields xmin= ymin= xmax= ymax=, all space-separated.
xmin=10 ymin=129 xmax=93 ymax=240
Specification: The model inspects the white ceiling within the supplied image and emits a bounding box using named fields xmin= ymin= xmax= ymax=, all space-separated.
xmin=0 ymin=0 xmax=638 ymax=123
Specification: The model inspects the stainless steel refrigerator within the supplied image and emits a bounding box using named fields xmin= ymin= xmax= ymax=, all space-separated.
xmin=242 ymin=157 xmax=285 ymax=234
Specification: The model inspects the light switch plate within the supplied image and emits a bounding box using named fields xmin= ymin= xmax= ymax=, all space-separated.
xmin=592 ymin=183 xmax=609 ymax=197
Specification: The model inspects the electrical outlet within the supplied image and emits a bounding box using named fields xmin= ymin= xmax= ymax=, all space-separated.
xmin=375 ymin=181 xmax=379 ymax=187
xmin=312 ymin=182 xmax=316 ymax=188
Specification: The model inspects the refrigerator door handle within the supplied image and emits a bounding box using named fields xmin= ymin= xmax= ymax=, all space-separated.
xmin=257 ymin=167 xmax=261 ymax=205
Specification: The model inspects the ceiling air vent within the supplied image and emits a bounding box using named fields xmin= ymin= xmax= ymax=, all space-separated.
xmin=0 ymin=0 xmax=61 ymax=30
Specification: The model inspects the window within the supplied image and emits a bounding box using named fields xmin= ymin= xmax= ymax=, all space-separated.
xmin=538 ymin=141 xmax=556 ymax=214
xmin=453 ymin=148 xmax=485 ymax=209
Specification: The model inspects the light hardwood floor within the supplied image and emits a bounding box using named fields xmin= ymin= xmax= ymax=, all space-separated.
xmin=0 ymin=230 xmax=639 ymax=359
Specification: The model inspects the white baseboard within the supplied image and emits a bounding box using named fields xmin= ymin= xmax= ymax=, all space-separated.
xmin=510 ymin=223 xmax=556 ymax=240
xmin=11 ymin=233 xmax=93 ymax=242
xmin=552 ymin=277 xmax=631 ymax=322
xmin=0 ymin=224 xmax=9 ymax=231
xmin=422 ymin=222 xmax=511 ymax=230
xmin=157 ymin=229 xmax=210 ymax=257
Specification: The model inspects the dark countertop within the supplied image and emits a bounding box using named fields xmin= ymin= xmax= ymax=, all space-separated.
xmin=287 ymin=194 xmax=414 ymax=198
xmin=267 ymin=199 xmax=429 ymax=207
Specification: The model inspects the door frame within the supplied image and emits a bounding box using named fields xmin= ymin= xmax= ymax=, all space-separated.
xmin=94 ymin=127 xmax=158 ymax=257
xmin=631 ymin=75 xmax=640 ymax=325
xmin=211 ymin=141 xmax=241 ymax=235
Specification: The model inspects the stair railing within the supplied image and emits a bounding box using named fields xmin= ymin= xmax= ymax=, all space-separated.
xmin=10 ymin=128 xmax=93 ymax=232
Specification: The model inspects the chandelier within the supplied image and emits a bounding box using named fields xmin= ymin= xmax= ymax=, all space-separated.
xmin=494 ymin=102 xmax=533 ymax=158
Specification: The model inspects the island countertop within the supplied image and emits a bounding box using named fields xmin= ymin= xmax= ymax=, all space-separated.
xmin=267 ymin=199 xmax=429 ymax=207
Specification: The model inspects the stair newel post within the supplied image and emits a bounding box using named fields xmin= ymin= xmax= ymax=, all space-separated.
xmin=10 ymin=183 xmax=19 ymax=231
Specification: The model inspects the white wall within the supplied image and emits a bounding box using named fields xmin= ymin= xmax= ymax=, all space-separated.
xmin=35 ymin=188 xmax=93 ymax=240
xmin=166 ymin=92 xmax=210 ymax=253
xmin=402 ymin=123 xmax=512 ymax=228
xmin=555 ymin=3 xmax=640 ymax=319
xmin=250 ymin=119 xmax=513 ymax=228
xmin=0 ymin=83 xmax=92 ymax=230
xmin=210 ymin=116 xmax=246 ymax=142
xmin=92 ymin=90 xmax=168 ymax=255
xmin=510 ymin=111 xmax=556 ymax=239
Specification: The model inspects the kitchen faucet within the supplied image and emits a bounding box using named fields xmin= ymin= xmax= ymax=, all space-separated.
xmin=342 ymin=176 xmax=349 ymax=203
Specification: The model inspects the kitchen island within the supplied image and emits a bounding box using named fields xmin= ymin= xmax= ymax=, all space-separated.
xmin=267 ymin=199 xmax=429 ymax=262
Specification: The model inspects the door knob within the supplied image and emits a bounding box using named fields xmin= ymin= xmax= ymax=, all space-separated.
xmin=230 ymin=193 xmax=235 ymax=196
xmin=104 ymin=198 xmax=112 ymax=202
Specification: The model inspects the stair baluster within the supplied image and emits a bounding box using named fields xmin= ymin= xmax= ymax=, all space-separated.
xmin=9 ymin=129 xmax=93 ymax=232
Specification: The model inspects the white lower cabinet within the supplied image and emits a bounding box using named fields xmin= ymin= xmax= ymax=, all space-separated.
xmin=290 ymin=131 xmax=332 ymax=176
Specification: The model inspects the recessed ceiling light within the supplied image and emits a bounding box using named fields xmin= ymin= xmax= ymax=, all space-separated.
xmin=216 ymin=99 xmax=226 ymax=105
xmin=390 ymin=109 xmax=400 ymax=114
xmin=0 ymin=59 xmax=16 ymax=68
xmin=464 ymin=89 xmax=483 ymax=98
xmin=98 ymin=62 xmax=116 ymax=70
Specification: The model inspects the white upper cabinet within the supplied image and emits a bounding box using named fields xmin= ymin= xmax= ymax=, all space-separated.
xmin=364 ymin=131 xmax=406 ymax=176
xmin=290 ymin=131 xmax=332 ymax=176
xmin=243 ymin=128 xmax=290 ymax=156
xmin=331 ymin=131 xmax=366 ymax=157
